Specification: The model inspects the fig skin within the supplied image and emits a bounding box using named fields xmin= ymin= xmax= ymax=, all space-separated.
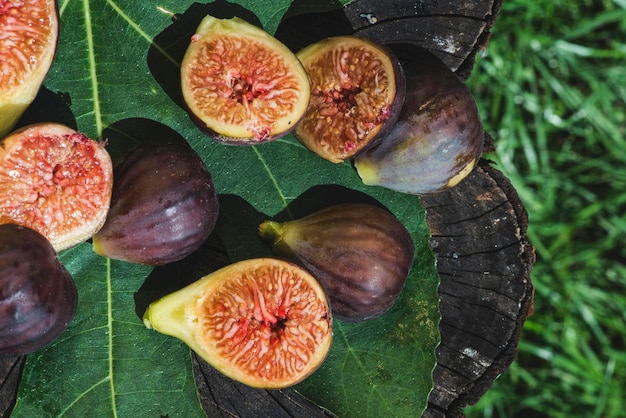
xmin=258 ymin=203 xmax=414 ymax=322
xmin=0 ymin=224 xmax=77 ymax=357
xmin=0 ymin=123 xmax=113 ymax=251
xmin=294 ymin=35 xmax=406 ymax=163
xmin=355 ymin=47 xmax=484 ymax=195
xmin=143 ymin=258 xmax=332 ymax=389
xmin=0 ymin=0 xmax=59 ymax=138
xmin=92 ymin=137 xmax=219 ymax=266
xmin=180 ymin=15 xmax=311 ymax=145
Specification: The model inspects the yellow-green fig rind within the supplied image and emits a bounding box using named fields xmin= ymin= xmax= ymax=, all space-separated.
xmin=143 ymin=258 xmax=332 ymax=389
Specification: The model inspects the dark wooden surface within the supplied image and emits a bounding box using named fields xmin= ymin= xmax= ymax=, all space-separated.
xmin=1 ymin=1 xmax=536 ymax=417
xmin=421 ymin=162 xmax=535 ymax=417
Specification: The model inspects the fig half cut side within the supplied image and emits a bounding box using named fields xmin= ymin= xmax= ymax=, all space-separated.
xmin=181 ymin=15 xmax=311 ymax=145
xmin=355 ymin=47 xmax=484 ymax=195
xmin=0 ymin=0 xmax=59 ymax=138
xmin=143 ymin=258 xmax=332 ymax=389
xmin=294 ymin=36 xmax=406 ymax=163
xmin=0 ymin=123 xmax=113 ymax=251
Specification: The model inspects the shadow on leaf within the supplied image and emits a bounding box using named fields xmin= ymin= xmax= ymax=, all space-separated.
xmin=272 ymin=184 xmax=389 ymax=222
xmin=147 ymin=1 xmax=261 ymax=110
xmin=102 ymin=117 xmax=195 ymax=162
xmin=274 ymin=0 xmax=352 ymax=51
xmin=133 ymin=234 xmax=230 ymax=320
xmin=15 ymin=86 xmax=75 ymax=131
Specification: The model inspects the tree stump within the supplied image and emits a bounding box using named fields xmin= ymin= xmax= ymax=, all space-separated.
xmin=191 ymin=1 xmax=536 ymax=417
xmin=0 ymin=0 xmax=535 ymax=416
xmin=421 ymin=162 xmax=535 ymax=417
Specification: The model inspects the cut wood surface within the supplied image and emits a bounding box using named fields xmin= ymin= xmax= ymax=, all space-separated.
xmin=421 ymin=163 xmax=535 ymax=417
xmin=0 ymin=0 xmax=536 ymax=417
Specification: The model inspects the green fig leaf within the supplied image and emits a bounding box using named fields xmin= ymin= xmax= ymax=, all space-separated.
xmin=10 ymin=1 xmax=440 ymax=417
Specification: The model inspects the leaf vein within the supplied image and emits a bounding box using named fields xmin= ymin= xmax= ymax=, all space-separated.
xmin=105 ymin=0 xmax=179 ymax=66
xmin=57 ymin=376 xmax=110 ymax=416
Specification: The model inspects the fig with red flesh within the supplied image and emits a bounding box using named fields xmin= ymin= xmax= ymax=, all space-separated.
xmin=0 ymin=223 xmax=77 ymax=357
xmin=258 ymin=203 xmax=414 ymax=322
xmin=0 ymin=0 xmax=59 ymax=138
xmin=355 ymin=47 xmax=484 ymax=195
xmin=180 ymin=15 xmax=311 ymax=144
xmin=0 ymin=123 xmax=113 ymax=252
xmin=294 ymin=36 xmax=406 ymax=163
xmin=92 ymin=137 xmax=219 ymax=266
xmin=143 ymin=258 xmax=332 ymax=389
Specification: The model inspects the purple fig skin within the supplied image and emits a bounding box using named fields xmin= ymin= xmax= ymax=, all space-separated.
xmin=355 ymin=48 xmax=484 ymax=195
xmin=294 ymin=36 xmax=406 ymax=163
xmin=0 ymin=224 xmax=77 ymax=357
xmin=258 ymin=203 xmax=414 ymax=322
xmin=92 ymin=138 xmax=219 ymax=266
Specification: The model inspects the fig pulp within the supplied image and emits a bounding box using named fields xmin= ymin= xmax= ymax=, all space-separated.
xmin=0 ymin=224 xmax=77 ymax=356
xmin=0 ymin=123 xmax=113 ymax=251
xmin=258 ymin=203 xmax=414 ymax=322
xmin=143 ymin=258 xmax=332 ymax=389
xmin=294 ymin=36 xmax=405 ymax=163
xmin=0 ymin=0 xmax=59 ymax=137
xmin=180 ymin=15 xmax=311 ymax=144
xmin=355 ymin=47 xmax=484 ymax=195
xmin=92 ymin=137 xmax=219 ymax=265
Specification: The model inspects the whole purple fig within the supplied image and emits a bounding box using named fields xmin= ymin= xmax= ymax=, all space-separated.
xmin=92 ymin=137 xmax=219 ymax=265
xmin=0 ymin=224 xmax=77 ymax=356
xmin=258 ymin=203 xmax=414 ymax=322
xmin=355 ymin=47 xmax=484 ymax=194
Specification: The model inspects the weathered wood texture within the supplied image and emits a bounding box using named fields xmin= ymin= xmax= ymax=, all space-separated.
xmin=421 ymin=163 xmax=535 ymax=417
xmin=343 ymin=0 xmax=501 ymax=78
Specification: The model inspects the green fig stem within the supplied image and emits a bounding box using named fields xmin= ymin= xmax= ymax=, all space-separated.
xmin=258 ymin=220 xmax=285 ymax=246
xmin=258 ymin=220 xmax=300 ymax=261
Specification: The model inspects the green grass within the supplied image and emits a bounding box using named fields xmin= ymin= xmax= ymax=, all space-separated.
xmin=463 ymin=0 xmax=626 ymax=416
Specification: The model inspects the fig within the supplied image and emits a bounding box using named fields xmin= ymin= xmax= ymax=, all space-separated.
xmin=143 ymin=258 xmax=332 ymax=389
xmin=0 ymin=223 xmax=77 ymax=357
xmin=294 ymin=36 xmax=405 ymax=163
xmin=0 ymin=123 xmax=113 ymax=251
xmin=354 ymin=47 xmax=484 ymax=194
xmin=92 ymin=137 xmax=219 ymax=265
xmin=258 ymin=203 xmax=414 ymax=322
xmin=0 ymin=0 xmax=59 ymax=138
xmin=180 ymin=15 xmax=310 ymax=144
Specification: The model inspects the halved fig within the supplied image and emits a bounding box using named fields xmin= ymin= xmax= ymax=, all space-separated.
xmin=92 ymin=136 xmax=219 ymax=265
xmin=0 ymin=223 xmax=77 ymax=357
xmin=354 ymin=47 xmax=484 ymax=194
xmin=180 ymin=15 xmax=310 ymax=144
xmin=0 ymin=0 xmax=59 ymax=138
xmin=258 ymin=203 xmax=414 ymax=322
xmin=294 ymin=36 xmax=406 ymax=163
xmin=0 ymin=123 xmax=113 ymax=251
xmin=143 ymin=258 xmax=332 ymax=389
